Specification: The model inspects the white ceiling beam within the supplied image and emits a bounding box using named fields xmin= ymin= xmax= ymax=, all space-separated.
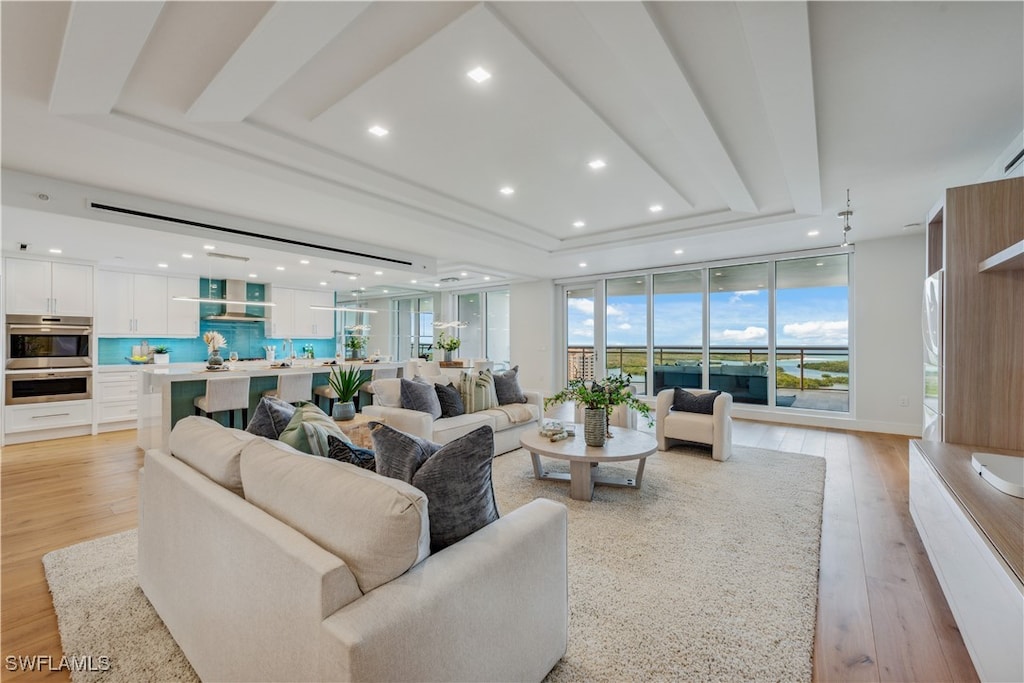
xmin=576 ymin=2 xmax=758 ymax=214
xmin=187 ymin=2 xmax=370 ymax=122
xmin=49 ymin=2 xmax=164 ymax=115
xmin=736 ymin=2 xmax=822 ymax=215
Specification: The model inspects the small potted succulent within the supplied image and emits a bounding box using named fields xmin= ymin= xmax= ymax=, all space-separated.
xmin=152 ymin=345 xmax=171 ymax=364
xmin=327 ymin=364 xmax=371 ymax=420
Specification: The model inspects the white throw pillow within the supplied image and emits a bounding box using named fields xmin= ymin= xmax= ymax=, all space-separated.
xmin=371 ymin=377 xmax=403 ymax=407
xmin=239 ymin=439 xmax=430 ymax=593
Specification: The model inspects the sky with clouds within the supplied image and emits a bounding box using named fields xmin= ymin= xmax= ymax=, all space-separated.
xmin=567 ymin=285 xmax=848 ymax=348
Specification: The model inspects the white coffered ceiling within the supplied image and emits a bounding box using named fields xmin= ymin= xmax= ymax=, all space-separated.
xmin=1 ymin=1 xmax=1021 ymax=293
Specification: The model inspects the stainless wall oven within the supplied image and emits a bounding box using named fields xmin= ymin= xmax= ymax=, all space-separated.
xmin=5 ymin=369 xmax=93 ymax=405
xmin=5 ymin=314 xmax=93 ymax=369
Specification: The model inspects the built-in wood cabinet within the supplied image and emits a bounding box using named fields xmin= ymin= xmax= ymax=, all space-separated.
xmin=265 ymin=286 xmax=334 ymax=339
xmin=937 ymin=177 xmax=1023 ymax=450
xmin=5 ymin=257 xmax=93 ymax=315
xmin=97 ymin=271 xmax=199 ymax=338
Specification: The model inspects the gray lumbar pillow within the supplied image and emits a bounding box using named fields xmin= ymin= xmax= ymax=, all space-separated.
xmin=370 ymin=422 xmax=499 ymax=551
xmin=400 ymin=378 xmax=442 ymax=420
xmin=493 ymin=365 xmax=527 ymax=405
xmin=245 ymin=396 xmax=296 ymax=439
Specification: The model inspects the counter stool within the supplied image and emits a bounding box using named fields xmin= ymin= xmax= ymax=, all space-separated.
xmin=313 ymin=383 xmax=338 ymax=413
xmin=194 ymin=376 xmax=251 ymax=428
xmin=472 ymin=359 xmax=494 ymax=374
xmin=358 ymin=367 xmax=398 ymax=409
xmin=263 ymin=372 xmax=312 ymax=405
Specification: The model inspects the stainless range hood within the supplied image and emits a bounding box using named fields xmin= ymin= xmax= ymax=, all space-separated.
xmin=203 ymin=279 xmax=267 ymax=322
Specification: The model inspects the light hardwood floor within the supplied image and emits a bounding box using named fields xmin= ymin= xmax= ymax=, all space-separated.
xmin=0 ymin=422 xmax=977 ymax=682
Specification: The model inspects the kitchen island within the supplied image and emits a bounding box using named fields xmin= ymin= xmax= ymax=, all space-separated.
xmin=136 ymin=360 xmax=403 ymax=450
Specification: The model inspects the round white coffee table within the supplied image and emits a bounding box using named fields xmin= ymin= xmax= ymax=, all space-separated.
xmin=519 ymin=424 xmax=657 ymax=501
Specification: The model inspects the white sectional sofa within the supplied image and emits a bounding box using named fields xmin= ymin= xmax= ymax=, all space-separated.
xmin=362 ymin=378 xmax=543 ymax=455
xmin=139 ymin=416 xmax=568 ymax=682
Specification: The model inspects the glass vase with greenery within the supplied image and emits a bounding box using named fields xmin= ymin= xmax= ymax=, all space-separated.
xmin=434 ymin=331 xmax=461 ymax=361
xmin=344 ymin=335 xmax=367 ymax=359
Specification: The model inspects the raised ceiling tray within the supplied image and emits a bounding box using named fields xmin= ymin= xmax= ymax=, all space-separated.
xmin=972 ymin=452 xmax=1024 ymax=499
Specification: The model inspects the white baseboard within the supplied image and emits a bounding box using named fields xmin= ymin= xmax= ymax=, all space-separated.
xmin=731 ymin=406 xmax=921 ymax=437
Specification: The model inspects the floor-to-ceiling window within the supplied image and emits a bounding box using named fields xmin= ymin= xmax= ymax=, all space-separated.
xmin=558 ymin=248 xmax=851 ymax=413
xmin=457 ymin=293 xmax=482 ymax=360
xmin=392 ymin=296 xmax=433 ymax=361
xmin=708 ymin=262 xmax=771 ymax=405
xmin=454 ymin=289 xmax=511 ymax=367
xmin=485 ymin=290 xmax=510 ymax=368
xmin=565 ymin=287 xmax=596 ymax=382
xmin=775 ymin=254 xmax=849 ymax=411
xmin=652 ymin=269 xmax=704 ymax=394
xmin=605 ymin=276 xmax=648 ymax=394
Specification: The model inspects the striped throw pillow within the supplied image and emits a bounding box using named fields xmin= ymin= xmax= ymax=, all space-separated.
xmin=459 ymin=369 xmax=499 ymax=413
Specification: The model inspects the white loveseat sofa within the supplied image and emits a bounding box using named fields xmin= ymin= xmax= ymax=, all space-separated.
xmin=361 ymin=378 xmax=543 ymax=455
xmin=139 ymin=416 xmax=568 ymax=682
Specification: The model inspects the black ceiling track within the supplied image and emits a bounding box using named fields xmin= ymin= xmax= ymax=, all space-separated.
xmin=89 ymin=202 xmax=414 ymax=267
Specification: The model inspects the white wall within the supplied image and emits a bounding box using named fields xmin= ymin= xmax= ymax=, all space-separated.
xmin=852 ymin=234 xmax=925 ymax=435
xmin=509 ymin=280 xmax=556 ymax=395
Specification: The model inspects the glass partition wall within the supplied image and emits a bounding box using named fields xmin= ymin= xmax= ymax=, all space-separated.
xmin=562 ymin=251 xmax=850 ymax=413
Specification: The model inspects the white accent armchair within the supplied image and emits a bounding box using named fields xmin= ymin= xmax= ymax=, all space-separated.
xmin=655 ymin=388 xmax=733 ymax=461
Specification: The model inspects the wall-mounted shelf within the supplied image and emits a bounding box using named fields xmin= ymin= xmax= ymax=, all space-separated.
xmin=979 ymin=240 xmax=1024 ymax=272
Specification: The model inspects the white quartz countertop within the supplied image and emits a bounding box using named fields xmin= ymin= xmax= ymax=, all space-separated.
xmin=137 ymin=359 xmax=402 ymax=380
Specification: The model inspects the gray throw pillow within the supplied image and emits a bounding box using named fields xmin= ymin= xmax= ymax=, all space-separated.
xmin=671 ymin=388 xmax=721 ymax=415
xmin=434 ymin=382 xmax=465 ymax=418
xmin=245 ymin=396 xmax=296 ymax=439
xmin=326 ymin=434 xmax=376 ymax=471
xmin=370 ymin=423 xmax=499 ymax=552
xmin=493 ymin=365 xmax=527 ymax=405
xmin=400 ymin=378 xmax=442 ymax=420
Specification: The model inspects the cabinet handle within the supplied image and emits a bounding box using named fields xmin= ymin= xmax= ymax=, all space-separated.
xmin=32 ymin=412 xmax=71 ymax=419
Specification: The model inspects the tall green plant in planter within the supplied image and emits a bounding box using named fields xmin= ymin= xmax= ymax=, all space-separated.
xmin=327 ymin=365 xmax=370 ymax=421
xmin=545 ymin=374 xmax=652 ymax=447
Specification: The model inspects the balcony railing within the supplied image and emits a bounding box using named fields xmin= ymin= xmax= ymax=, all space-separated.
xmin=567 ymin=345 xmax=849 ymax=411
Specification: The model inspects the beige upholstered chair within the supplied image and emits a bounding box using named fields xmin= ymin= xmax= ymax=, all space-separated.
xmin=655 ymin=388 xmax=733 ymax=461
xmin=263 ymin=372 xmax=312 ymax=404
xmin=194 ymin=376 xmax=251 ymax=428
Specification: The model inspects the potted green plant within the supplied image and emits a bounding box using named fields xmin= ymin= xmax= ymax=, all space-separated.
xmin=327 ymin=364 xmax=371 ymax=421
xmin=152 ymin=345 xmax=171 ymax=364
xmin=545 ymin=374 xmax=652 ymax=447
xmin=434 ymin=331 xmax=461 ymax=363
xmin=344 ymin=335 xmax=367 ymax=360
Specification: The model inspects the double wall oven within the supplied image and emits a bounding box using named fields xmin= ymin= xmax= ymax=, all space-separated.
xmin=5 ymin=314 xmax=93 ymax=405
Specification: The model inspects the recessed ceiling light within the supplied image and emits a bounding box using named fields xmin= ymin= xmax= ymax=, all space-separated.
xmin=249 ymin=273 xmax=258 ymax=278
xmin=368 ymin=125 xmax=389 ymax=137
xmin=649 ymin=204 xmax=663 ymax=213
xmin=348 ymin=275 xmax=357 ymax=280
xmin=383 ymin=289 xmax=389 ymax=294
xmin=374 ymin=270 xmax=383 ymax=276
xmin=410 ymin=279 xmax=417 ymax=284
xmin=467 ymin=66 xmax=491 ymax=83
xmin=49 ymin=248 xmax=62 ymax=254
xmin=182 ymin=253 xmax=193 ymax=259
xmin=203 ymin=244 xmax=215 ymax=250
xmin=673 ymin=248 xmax=683 ymax=255
xmin=434 ymin=283 xmax=441 ymax=288
xmin=276 ymin=266 xmax=285 ymax=271
xmin=483 ymin=276 xmax=491 ymax=281
xmin=816 ymin=262 xmax=824 ymax=267
xmin=157 ymin=263 xmax=168 ymax=268
xmin=360 ymin=287 xmax=366 ymax=291
xmin=579 ymin=262 xmax=587 ymax=268
xmin=714 ymin=271 xmax=723 ymax=276
xmin=588 ymin=159 xmax=606 ymax=170
xmin=320 ymin=281 xmax=328 ymax=286
xmin=299 ymin=259 xmax=310 ymax=265
xmin=499 ymin=186 xmax=515 ymax=196
xmin=807 ymin=230 xmax=820 ymax=237
xmin=460 ymin=272 xmax=468 ymax=277
xmin=573 ymin=220 xmax=585 ymax=228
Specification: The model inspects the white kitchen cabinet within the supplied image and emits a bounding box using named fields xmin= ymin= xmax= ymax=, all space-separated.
xmin=166 ymin=276 xmax=200 ymax=337
xmin=5 ymin=258 xmax=93 ymax=315
xmin=4 ymin=399 xmax=92 ymax=433
xmin=265 ymin=287 xmax=334 ymax=339
xmin=95 ymin=367 xmax=140 ymax=430
xmin=96 ymin=271 xmax=168 ymax=336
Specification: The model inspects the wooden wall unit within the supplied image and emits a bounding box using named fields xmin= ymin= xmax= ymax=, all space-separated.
xmin=941 ymin=176 xmax=1023 ymax=450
